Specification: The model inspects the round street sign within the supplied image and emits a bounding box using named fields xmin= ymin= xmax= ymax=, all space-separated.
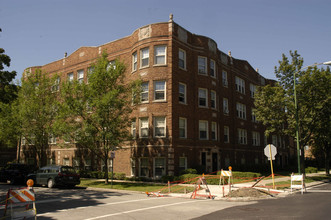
xmin=264 ymin=144 xmax=277 ymax=160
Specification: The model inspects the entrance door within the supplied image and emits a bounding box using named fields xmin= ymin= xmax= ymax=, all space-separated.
xmin=212 ymin=153 xmax=218 ymax=172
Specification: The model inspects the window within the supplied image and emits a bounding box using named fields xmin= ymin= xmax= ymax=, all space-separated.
xmin=48 ymin=134 xmax=56 ymax=144
xmin=198 ymin=56 xmax=207 ymax=75
xmin=222 ymin=71 xmax=228 ymax=87
xmin=78 ymin=69 xmax=84 ymax=84
xmin=252 ymin=131 xmax=260 ymax=146
xmin=211 ymin=90 xmax=216 ymax=109
xmin=198 ymin=88 xmax=208 ymax=107
xmin=154 ymin=117 xmax=166 ymax=138
xmin=132 ymin=52 xmax=137 ymax=71
xmin=73 ymin=158 xmax=80 ymax=170
xmin=179 ymin=83 xmax=186 ymax=104
xmin=87 ymin=67 xmax=94 ymax=84
xmin=179 ymin=157 xmax=187 ymax=172
xmin=131 ymin=159 xmax=136 ymax=176
xmin=154 ymin=81 xmax=166 ymax=101
xmin=250 ymin=84 xmax=257 ymax=98
xmin=131 ymin=120 xmax=136 ymax=138
xmin=251 ymin=108 xmax=257 ymax=122
xmin=63 ymin=158 xmax=70 ymax=166
xmin=224 ymin=126 xmax=229 ymax=143
xmin=210 ymin=59 xmax=216 ymax=78
xmin=179 ymin=49 xmax=186 ymax=69
xmin=238 ymin=129 xmax=247 ymax=144
xmin=140 ymin=158 xmax=149 ymax=177
xmin=179 ymin=117 xmax=187 ymax=139
xmin=140 ymin=47 xmax=149 ymax=68
xmin=51 ymin=77 xmax=60 ymax=92
xmin=235 ymin=76 xmax=245 ymax=94
xmin=199 ymin=120 xmax=208 ymax=140
xmin=223 ymin=98 xmax=229 ymax=114
xmin=67 ymin=72 xmax=74 ymax=82
xmin=211 ymin=122 xmax=217 ymax=140
xmin=236 ymin=103 xmax=246 ymax=119
xmin=139 ymin=118 xmax=149 ymax=138
xmin=154 ymin=158 xmax=166 ymax=178
xmin=154 ymin=45 xmax=166 ymax=65
xmin=107 ymin=60 xmax=116 ymax=70
xmin=141 ymin=82 xmax=149 ymax=103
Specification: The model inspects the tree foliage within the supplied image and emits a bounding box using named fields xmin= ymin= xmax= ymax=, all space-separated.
xmin=254 ymin=50 xmax=331 ymax=174
xmin=0 ymin=48 xmax=18 ymax=104
xmin=17 ymin=71 xmax=59 ymax=167
xmin=55 ymin=52 xmax=140 ymax=183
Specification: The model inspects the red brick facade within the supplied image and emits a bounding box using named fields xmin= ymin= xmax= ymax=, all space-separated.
xmin=21 ymin=18 xmax=290 ymax=178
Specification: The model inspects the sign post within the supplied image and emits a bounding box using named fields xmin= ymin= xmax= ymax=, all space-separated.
xmin=264 ymin=144 xmax=277 ymax=189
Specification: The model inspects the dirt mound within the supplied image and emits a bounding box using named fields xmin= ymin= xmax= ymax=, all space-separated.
xmin=228 ymin=188 xmax=272 ymax=198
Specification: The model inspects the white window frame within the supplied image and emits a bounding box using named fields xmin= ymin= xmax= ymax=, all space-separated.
xmin=211 ymin=122 xmax=217 ymax=141
xmin=179 ymin=117 xmax=187 ymax=139
xmin=131 ymin=119 xmax=136 ymax=138
xmin=222 ymin=70 xmax=228 ymax=87
xmin=250 ymin=84 xmax=257 ymax=98
xmin=223 ymin=98 xmax=229 ymax=114
xmin=131 ymin=159 xmax=136 ymax=176
xmin=238 ymin=128 xmax=247 ymax=145
xmin=251 ymin=108 xmax=257 ymax=122
xmin=210 ymin=90 xmax=216 ymax=109
xmin=179 ymin=49 xmax=186 ymax=70
xmin=252 ymin=131 xmax=260 ymax=146
xmin=154 ymin=80 xmax=166 ymax=101
xmin=179 ymin=157 xmax=187 ymax=172
xmin=132 ymin=52 xmax=137 ymax=72
xmin=235 ymin=76 xmax=245 ymax=94
xmin=198 ymin=56 xmax=207 ymax=75
xmin=224 ymin=126 xmax=229 ymax=143
xmin=179 ymin=83 xmax=186 ymax=104
xmin=154 ymin=116 xmax=166 ymax=138
xmin=78 ymin=69 xmax=84 ymax=84
xmin=210 ymin=59 xmax=216 ymax=78
xmin=52 ymin=77 xmax=60 ymax=92
xmin=236 ymin=102 xmax=247 ymax=119
xmin=67 ymin=72 xmax=74 ymax=82
xmin=140 ymin=47 xmax=149 ymax=68
xmin=154 ymin=45 xmax=166 ymax=65
xmin=198 ymin=88 xmax=208 ymax=107
xmin=139 ymin=118 xmax=149 ymax=138
xmin=154 ymin=158 xmax=166 ymax=178
xmin=139 ymin=158 xmax=149 ymax=177
xmin=141 ymin=82 xmax=149 ymax=103
xmin=199 ymin=120 xmax=209 ymax=140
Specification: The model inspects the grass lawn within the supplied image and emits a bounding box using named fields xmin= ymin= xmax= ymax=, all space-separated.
xmin=265 ymin=175 xmax=331 ymax=189
xmin=78 ymin=179 xmax=194 ymax=194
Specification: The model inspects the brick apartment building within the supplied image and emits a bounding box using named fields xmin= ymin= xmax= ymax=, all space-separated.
xmin=20 ymin=16 xmax=291 ymax=178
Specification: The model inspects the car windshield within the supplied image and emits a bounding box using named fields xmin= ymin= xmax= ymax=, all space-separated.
xmin=61 ymin=167 xmax=76 ymax=174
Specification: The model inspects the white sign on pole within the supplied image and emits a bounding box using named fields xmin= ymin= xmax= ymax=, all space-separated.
xmin=264 ymin=144 xmax=277 ymax=160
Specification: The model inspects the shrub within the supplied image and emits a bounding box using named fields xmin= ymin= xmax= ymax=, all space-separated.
xmin=180 ymin=168 xmax=197 ymax=175
xmin=305 ymin=167 xmax=318 ymax=174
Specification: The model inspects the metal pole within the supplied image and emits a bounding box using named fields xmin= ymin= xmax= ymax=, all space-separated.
xmin=293 ymin=71 xmax=301 ymax=174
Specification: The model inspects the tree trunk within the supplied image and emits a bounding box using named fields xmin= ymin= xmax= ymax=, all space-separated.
xmin=104 ymin=156 xmax=109 ymax=184
xmin=325 ymin=150 xmax=330 ymax=175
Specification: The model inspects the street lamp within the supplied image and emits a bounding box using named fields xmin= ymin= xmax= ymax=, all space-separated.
xmin=294 ymin=61 xmax=331 ymax=174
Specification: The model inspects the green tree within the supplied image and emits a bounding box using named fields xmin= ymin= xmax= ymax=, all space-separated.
xmin=254 ymin=51 xmax=331 ymax=174
xmin=0 ymin=48 xmax=18 ymax=104
xmin=17 ymin=70 xmax=59 ymax=167
xmin=55 ymin=52 xmax=140 ymax=183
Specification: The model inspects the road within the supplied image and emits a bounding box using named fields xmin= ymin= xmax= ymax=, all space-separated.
xmin=0 ymin=183 xmax=254 ymax=220
xmin=193 ymin=182 xmax=331 ymax=219
xmin=0 ymin=182 xmax=329 ymax=219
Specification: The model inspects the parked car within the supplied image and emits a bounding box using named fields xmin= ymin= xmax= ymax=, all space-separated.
xmin=27 ymin=165 xmax=80 ymax=188
xmin=0 ymin=163 xmax=36 ymax=185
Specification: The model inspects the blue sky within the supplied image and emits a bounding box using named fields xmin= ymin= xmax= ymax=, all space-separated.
xmin=1 ymin=0 xmax=330 ymax=81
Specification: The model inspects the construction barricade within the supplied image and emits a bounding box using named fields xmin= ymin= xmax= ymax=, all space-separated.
xmin=190 ymin=174 xmax=214 ymax=199
xmin=291 ymin=174 xmax=306 ymax=194
xmin=219 ymin=167 xmax=233 ymax=197
xmin=3 ymin=179 xmax=36 ymax=220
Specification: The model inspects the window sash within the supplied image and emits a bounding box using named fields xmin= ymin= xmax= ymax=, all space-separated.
xmin=199 ymin=121 xmax=208 ymax=140
xmin=154 ymin=81 xmax=165 ymax=101
xmin=198 ymin=57 xmax=207 ymax=74
xmin=179 ymin=49 xmax=186 ymax=69
xmin=224 ymin=126 xmax=229 ymax=143
xmin=179 ymin=118 xmax=187 ymax=138
xmin=132 ymin=52 xmax=137 ymax=71
xmin=179 ymin=83 xmax=186 ymax=103
xmin=141 ymin=82 xmax=149 ymax=102
xmin=210 ymin=60 xmax=216 ymax=77
xmin=211 ymin=122 xmax=217 ymax=140
xmin=211 ymin=91 xmax=216 ymax=109
xmin=140 ymin=118 xmax=149 ymax=138
xmin=141 ymin=48 xmax=149 ymax=67
xmin=154 ymin=117 xmax=166 ymax=137
xmin=154 ymin=46 xmax=166 ymax=65
xmin=198 ymin=89 xmax=207 ymax=107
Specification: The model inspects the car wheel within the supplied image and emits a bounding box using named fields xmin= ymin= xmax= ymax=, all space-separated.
xmin=47 ymin=178 xmax=55 ymax=188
